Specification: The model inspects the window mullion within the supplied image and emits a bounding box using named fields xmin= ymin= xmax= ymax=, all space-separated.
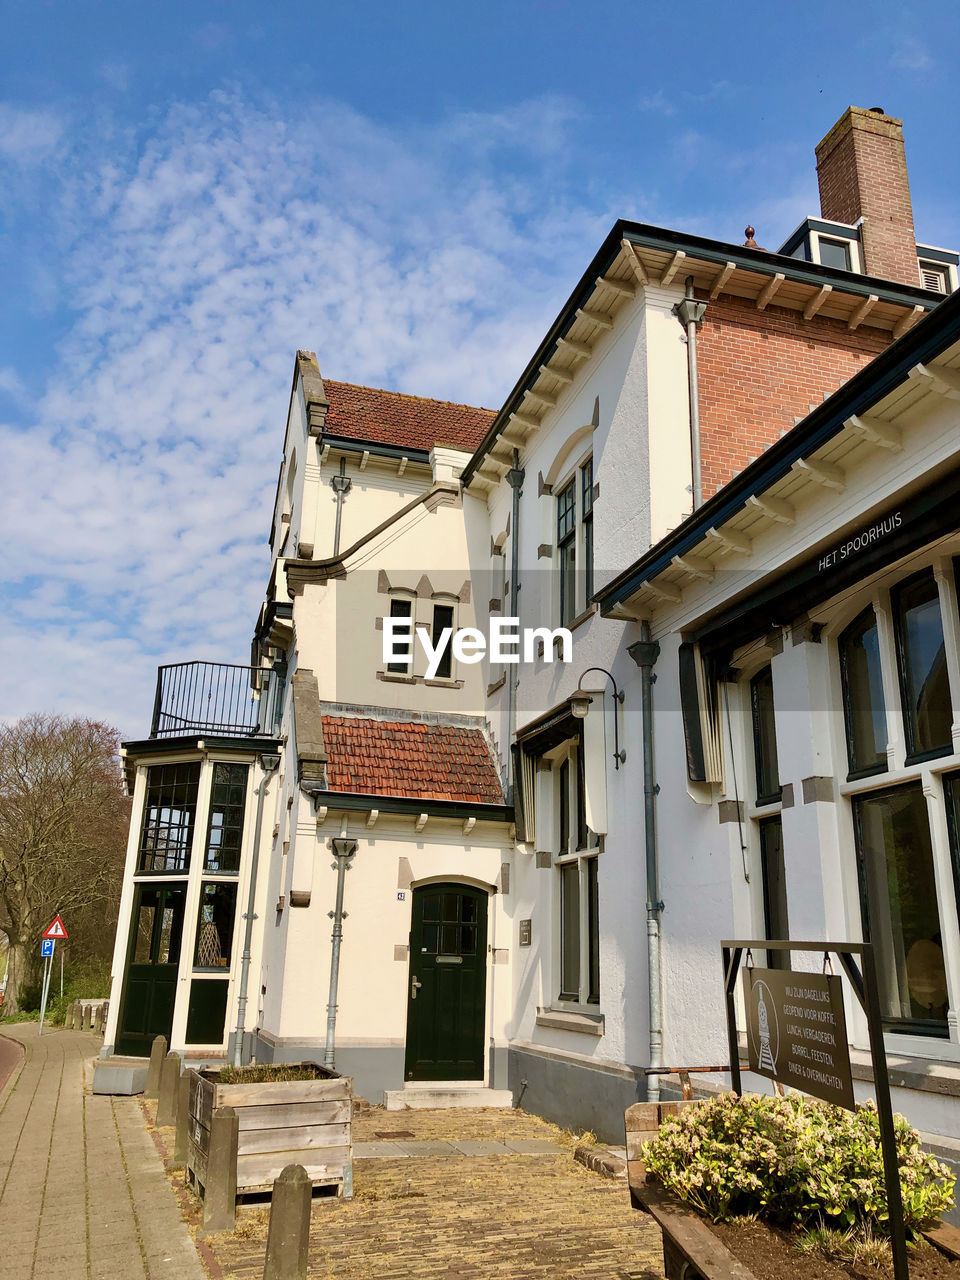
xmin=923 ymin=773 xmax=960 ymax=1044
xmin=578 ymin=858 xmax=589 ymax=1005
xmin=934 ymin=559 xmax=960 ymax=756
xmin=873 ymin=590 xmax=905 ymax=771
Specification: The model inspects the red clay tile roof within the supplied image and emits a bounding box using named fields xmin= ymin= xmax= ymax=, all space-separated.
xmin=321 ymin=715 xmax=504 ymax=804
xmin=322 ymin=380 xmax=495 ymax=454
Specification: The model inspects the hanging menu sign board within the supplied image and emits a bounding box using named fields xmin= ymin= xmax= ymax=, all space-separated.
xmin=743 ymin=966 xmax=855 ymax=1110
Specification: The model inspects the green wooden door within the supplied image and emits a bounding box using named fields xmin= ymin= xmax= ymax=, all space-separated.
xmin=116 ymin=883 xmax=186 ymax=1057
xmin=404 ymin=883 xmax=488 ymax=1081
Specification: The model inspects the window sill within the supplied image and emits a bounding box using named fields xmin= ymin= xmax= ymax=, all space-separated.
xmin=423 ymin=677 xmax=465 ymax=689
xmin=377 ymin=671 xmax=416 ymax=684
xmin=850 ymin=1045 xmax=960 ymax=1093
xmin=568 ymin=604 xmax=597 ymax=632
xmin=536 ymin=1007 xmax=604 ymax=1037
xmin=487 ymin=674 xmax=506 ymax=695
xmin=748 ymin=800 xmax=782 ymax=820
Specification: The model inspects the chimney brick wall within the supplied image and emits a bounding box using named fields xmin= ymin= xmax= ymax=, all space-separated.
xmin=816 ymin=107 xmax=919 ymax=287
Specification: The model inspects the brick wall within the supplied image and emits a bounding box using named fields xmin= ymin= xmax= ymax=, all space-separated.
xmin=816 ymin=107 xmax=919 ymax=287
xmin=697 ymin=293 xmax=891 ymax=499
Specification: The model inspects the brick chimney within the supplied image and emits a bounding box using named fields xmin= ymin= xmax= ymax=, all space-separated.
xmin=815 ymin=106 xmax=919 ymax=287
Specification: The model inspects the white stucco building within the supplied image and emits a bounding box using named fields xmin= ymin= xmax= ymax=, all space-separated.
xmin=103 ymin=108 xmax=960 ymax=1192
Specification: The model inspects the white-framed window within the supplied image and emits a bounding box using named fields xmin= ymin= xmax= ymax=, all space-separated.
xmin=427 ymin=597 xmax=457 ymax=682
xmin=553 ymin=744 xmax=600 ymax=1005
xmin=385 ymin=594 xmax=414 ymax=675
xmin=738 ymin=657 xmax=789 ymax=968
xmin=382 ymin=591 xmax=461 ymax=682
xmin=555 ymin=456 xmax=595 ymax=626
xmin=811 ymin=231 xmax=862 ymax=274
xmin=827 ymin=555 xmax=960 ymax=1043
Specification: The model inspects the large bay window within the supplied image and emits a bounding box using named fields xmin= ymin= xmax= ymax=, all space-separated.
xmin=204 ymin=763 xmax=249 ymax=873
xmin=139 ymin=761 xmax=201 ymax=873
xmin=125 ymin=755 xmax=253 ymax=1053
xmin=839 ymin=606 xmax=887 ymax=778
xmin=830 ymin=556 xmax=960 ymax=1046
xmin=892 ymin=570 xmax=952 ymax=761
xmin=852 ymin=783 xmax=949 ymax=1036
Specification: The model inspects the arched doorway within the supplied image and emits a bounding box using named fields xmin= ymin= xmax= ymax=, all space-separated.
xmin=404 ymin=882 xmax=488 ymax=1081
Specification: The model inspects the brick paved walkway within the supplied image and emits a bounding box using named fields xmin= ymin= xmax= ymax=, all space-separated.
xmin=0 ymin=1024 xmax=206 ymax=1280
xmin=152 ymin=1102 xmax=664 ymax=1279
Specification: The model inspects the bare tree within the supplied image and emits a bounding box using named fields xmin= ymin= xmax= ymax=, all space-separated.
xmin=0 ymin=714 xmax=130 ymax=1013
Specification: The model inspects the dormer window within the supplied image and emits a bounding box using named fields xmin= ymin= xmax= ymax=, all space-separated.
xmin=818 ymin=237 xmax=852 ymax=271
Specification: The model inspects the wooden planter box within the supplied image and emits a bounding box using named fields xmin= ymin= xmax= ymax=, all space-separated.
xmin=187 ymin=1064 xmax=353 ymax=1197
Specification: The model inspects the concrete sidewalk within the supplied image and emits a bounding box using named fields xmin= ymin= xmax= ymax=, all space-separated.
xmin=0 ymin=1023 xmax=206 ymax=1280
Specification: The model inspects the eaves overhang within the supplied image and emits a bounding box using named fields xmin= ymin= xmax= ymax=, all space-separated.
xmin=460 ymin=218 xmax=944 ymax=489
xmin=299 ymin=786 xmax=514 ymax=825
xmin=595 ymin=289 xmax=960 ymax=617
xmin=121 ymin=734 xmax=282 ymax=759
xmin=321 ymin=433 xmax=431 ymax=465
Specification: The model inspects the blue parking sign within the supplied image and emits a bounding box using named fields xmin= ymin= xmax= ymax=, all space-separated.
xmin=41 ymin=938 xmax=54 ymax=957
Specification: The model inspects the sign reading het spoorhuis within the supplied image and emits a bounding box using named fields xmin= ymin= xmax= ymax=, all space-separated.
xmin=744 ymin=966 xmax=854 ymax=1110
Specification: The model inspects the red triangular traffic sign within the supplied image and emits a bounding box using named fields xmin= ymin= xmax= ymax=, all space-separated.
xmin=42 ymin=915 xmax=68 ymax=940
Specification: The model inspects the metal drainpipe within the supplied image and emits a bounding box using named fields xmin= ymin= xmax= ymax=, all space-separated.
xmin=324 ymin=836 xmax=358 ymax=1070
xmin=331 ymin=456 xmax=352 ymax=556
xmin=505 ymin=451 xmax=525 ymax=803
xmin=233 ymin=753 xmax=280 ymax=1067
xmin=675 ymin=277 xmax=707 ymax=511
xmin=628 ymin=624 xmax=663 ymax=1102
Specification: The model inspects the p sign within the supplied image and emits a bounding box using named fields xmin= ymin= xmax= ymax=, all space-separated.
xmin=41 ymin=939 xmax=55 ymax=958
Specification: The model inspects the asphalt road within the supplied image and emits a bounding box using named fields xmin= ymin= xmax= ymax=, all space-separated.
xmin=0 ymin=1031 xmax=23 ymax=1095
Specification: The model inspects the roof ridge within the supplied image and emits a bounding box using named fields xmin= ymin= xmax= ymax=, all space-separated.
xmin=321 ymin=377 xmax=496 ymax=417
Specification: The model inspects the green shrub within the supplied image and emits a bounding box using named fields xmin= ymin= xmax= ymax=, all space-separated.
xmin=215 ymin=1063 xmax=331 ymax=1084
xmin=45 ymin=955 xmax=112 ymax=1025
xmin=643 ymin=1092 xmax=954 ymax=1237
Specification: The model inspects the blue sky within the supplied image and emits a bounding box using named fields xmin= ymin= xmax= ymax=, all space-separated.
xmin=2 ymin=1 xmax=958 ymax=735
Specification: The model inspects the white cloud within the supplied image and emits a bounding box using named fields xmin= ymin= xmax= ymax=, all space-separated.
xmin=638 ymin=91 xmax=676 ymax=117
xmin=890 ymin=35 xmax=933 ymax=72
xmin=0 ymin=103 xmax=63 ymax=161
xmin=0 ymin=91 xmax=624 ymax=735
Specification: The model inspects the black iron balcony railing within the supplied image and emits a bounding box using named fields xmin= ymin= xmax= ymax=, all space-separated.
xmin=150 ymin=661 xmax=281 ymax=738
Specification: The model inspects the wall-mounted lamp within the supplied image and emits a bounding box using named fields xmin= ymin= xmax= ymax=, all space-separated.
xmin=570 ymin=667 xmax=626 ymax=769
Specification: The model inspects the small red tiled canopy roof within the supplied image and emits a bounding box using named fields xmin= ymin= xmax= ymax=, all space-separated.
xmin=322 ymin=380 xmax=495 ymax=454
xmin=321 ymin=715 xmax=504 ymax=804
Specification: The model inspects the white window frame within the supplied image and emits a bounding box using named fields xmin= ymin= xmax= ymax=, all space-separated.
xmin=811 ymin=231 xmax=863 ymax=274
xmin=553 ymin=452 xmax=595 ymax=628
xmin=422 ymin=594 xmax=460 ymax=684
xmin=383 ymin=591 xmax=416 ymax=678
xmin=823 ymin=552 xmax=960 ymax=1057
xmin=550 ymin=741 xmax=600 ymax=1009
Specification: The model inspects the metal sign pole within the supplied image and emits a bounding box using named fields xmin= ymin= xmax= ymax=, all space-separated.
xmin=38 ymin=949 xmax=53 ymax=1036
xmin=60 ymin=949 xmax=64 ymax=1000
xmin=722 ymin=944 xmax=743 ymax=1097
xmin=858 ymin=944 xmax=909 ymax=1280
